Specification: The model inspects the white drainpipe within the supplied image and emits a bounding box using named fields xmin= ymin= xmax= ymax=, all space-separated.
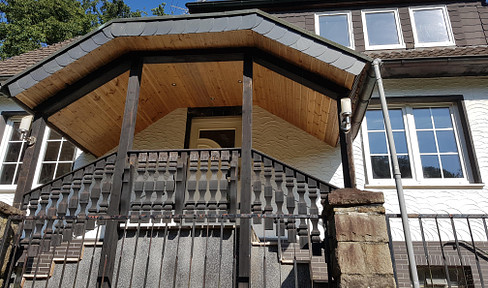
xmin=373 ymin=58 xmax=420 ymax=288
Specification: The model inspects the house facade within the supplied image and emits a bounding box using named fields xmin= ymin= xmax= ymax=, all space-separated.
xmin=0 ymin=0 xmax=487 ymax=287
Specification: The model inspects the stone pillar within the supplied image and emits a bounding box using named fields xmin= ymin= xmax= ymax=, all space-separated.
xmin=0 ymin=201 xmax=24 ymax=286
xmin=325 ymin=188 xmax=396 ymax=287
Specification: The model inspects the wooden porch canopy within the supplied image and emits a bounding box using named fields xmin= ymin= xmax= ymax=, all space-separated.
xmin=0 ymin=9 xmax=375 ymax=157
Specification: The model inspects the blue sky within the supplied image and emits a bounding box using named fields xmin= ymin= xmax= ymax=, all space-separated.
xmin=124 ymin=0 xmax=196 ymax=15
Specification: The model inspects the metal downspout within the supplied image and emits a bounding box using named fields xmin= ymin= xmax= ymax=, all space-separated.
xmin=373 ymin=58 xmax=420 ymax=288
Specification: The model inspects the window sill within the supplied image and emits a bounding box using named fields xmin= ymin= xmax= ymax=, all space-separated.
xmin=364 ymin=182 xmax=485 ymax=190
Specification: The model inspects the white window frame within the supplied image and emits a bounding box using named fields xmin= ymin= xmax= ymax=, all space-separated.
xmin=314 ymin=11 xmax=355 ymax=49
xmin=361 ymin=8 xmax=405 ymax=50
xmin=362 ymin=103 xmax=473 ymax=187
xmin=32 ymin=127 xmax=81 ymax=189
xmin=409 ymin=6 xmax=455 ymax=48
xmin=0 ymin=116 xmax=31 ymax=191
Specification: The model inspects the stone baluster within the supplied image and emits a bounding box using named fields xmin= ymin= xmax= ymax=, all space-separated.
xmin=141 ymin=152 xmax=157 ymax=222
xmin=252 ymin=153 xmax=263 ymax=224
xmin=219 ymin=151 xmax=230 ymax=212
xmin=307 ymin=179 xmax=321 ymax=243
xmin=163 ymin=152 xmax=177 ymax=220
xmin=76 ymin=165 xmax=94 ymax=236
xmin=186 ymin=151 xmax=199 ymax=215
xmin=197 ymin=151 xmax=209 ymax=221
xmin=208 ymin=151 xmax=220 ymax=213
xmin=229 ymin=151 xmax=239 ymax=216
xmin=152 ymin=152 xmax=168 ymax=222
xmin=87 ymin=159 xmax=105 ymax=229
xmin=296 ymin=173 xmax=308 ymax=248
xmin=285 ymin=167 xmax=296 ymax=243
xmin=46 ymin=180 xmax=62 ymax=246
xmin=99 ymin=154 xmax=116 ymax=217
xmin=263 ymin=157 xmax=273 ymax=230
xmin=274 ymin=163 xmax=285 ymax=236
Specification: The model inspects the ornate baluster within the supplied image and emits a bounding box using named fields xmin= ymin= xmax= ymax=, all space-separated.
xmin=57 ymin=175 xmax=72 ymax=243
xmin=186 ymin=151 xmax=199 ymax=215
xmin=131 ymin=153 xmax=147 ymax=221
xmin=76 ymin=165 xmax=94 ymax=236
xmin=39 ymin=185 xmax=53 ymax=251
xmin=175 ymin=152 xmax=188 ymax=219
xmin=285 ymin=168 xmax=296 ymax=243
xmin=163 ymin=152 xmax=178 ymax=220
xmin=64 ymin=170 xmax=82 ymax=242
xmin=152 ymin=152 xmax=167 ymax=222
xmin=274 ymin=163 xmax=285 ymax=236
xmin=99 ymin=154 xmax=116 ymax=216
xmin=296 ymin=173 xmax=308 ymax=248
xmin=252 ymin=153 xmax=263 ymax=224
xmin=141 ymin=152 xmax=157 ymax=222
xmin=47 ymin=180 xmax=62 ymax=247
xmin=208 ymin=151 xmax=220 ymax=214
xmin=197 ymin=151 xmax=209 ymax=221
xmin=308 ymin=179 xmax=320 ymax=243
xmin=229 ymin=151 xmax=239 ymax=216
xmin=26 ymin=189 xmax=41 ymax=256
xmin=87 ymin=159 xmax=105 ymax=229
xmin=263 ymin=157 xmax=273 ymax=230
xmin=218 ymin=151 xmax=230 ymax=212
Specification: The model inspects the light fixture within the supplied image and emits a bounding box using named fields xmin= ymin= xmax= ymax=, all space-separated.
xmin=171 ymin=83 xmax=177 ymax=86
xmin=18 ymin=115 xmax=36 ymax=146
xmin=340 ymin=98 xmax=352 ymax=133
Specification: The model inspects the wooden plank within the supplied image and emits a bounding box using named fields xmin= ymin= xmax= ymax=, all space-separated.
xmin=239 ymin=54 xmax=253 ymax=287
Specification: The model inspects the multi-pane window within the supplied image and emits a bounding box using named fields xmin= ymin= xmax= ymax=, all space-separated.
xmin=35 ymin=128 xmax=78 ymax=185
xmin=363 ymin=105 xmax=468 ymax=184
xmin=409 ymin=6 xmax=454 ymax=47
xmin=361 ymin=9 xmax=405 ymax=50
xmin=315 ymin=12 xmax=354 ymax=49
xmin=0 ymin=117 xmax=29 ymax=186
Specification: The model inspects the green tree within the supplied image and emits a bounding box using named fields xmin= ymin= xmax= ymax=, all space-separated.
xmin=151 ymin=3 xmax=166 ymax=16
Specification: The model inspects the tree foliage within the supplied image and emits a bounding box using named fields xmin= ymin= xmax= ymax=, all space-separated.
xmin=0 ymin=0 xmax=167 ymax=60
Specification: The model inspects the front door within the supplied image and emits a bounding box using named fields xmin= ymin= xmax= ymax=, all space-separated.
xmin=188 ymin=116 xmax=242 ymax=149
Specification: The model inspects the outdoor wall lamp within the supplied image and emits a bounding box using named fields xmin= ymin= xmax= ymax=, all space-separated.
xmin=18 ymin=115 xmax=36 ymax=146
xmin=340 ymin=97 xmax=352 ymax=133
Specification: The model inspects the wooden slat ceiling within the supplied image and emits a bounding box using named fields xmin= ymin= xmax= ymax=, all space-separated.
xmin=48 ymin=61 xmax=338 ymax=157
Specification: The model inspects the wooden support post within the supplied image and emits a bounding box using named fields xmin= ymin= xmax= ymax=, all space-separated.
xmin=239 ymin=54 xmax=253 ymax=288
xmin=338 ymin=97 xmax=356 ymax=188
xmin=13 ymin=117 xmax=47 ymax=209
xmin=98 ymin=58 xmax=143 ymax=287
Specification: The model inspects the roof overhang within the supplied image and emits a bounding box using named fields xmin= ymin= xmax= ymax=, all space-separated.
xmin=0 ymin=10 xmax=374 ymax=157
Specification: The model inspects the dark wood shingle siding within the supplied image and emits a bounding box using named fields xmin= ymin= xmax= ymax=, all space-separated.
xmin=272 ymin=12 xmax=315 ymax=32
xmin=449 ymin=2 xmax=488 ymax=46
xmin=479 ymin=4 xmax=488 ymax=39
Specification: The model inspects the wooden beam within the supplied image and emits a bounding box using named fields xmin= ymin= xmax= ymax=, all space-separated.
xmin=143 ymin=50 xmax=243 ymax=64
xmin=98 ymin=58 xmax=143 ymax=287
xmin=239 ymin=54 xmax=253 ymax=288
xmin=13 ymin=117 xmax=47 ymax=208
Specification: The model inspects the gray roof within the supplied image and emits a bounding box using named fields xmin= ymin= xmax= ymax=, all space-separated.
xmin=1 ymin=9 xmax=372 ymax=98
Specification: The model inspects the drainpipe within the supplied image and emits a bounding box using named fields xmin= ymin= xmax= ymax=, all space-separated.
xmin=373 ymin=59 xmax=420 ymax=288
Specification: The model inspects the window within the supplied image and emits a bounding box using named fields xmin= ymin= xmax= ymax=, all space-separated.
xmin=409 ymin=6 xmax=454 ymax=47
xmin=362 ymin=104 xmax=472 ymax=185
xmin=361 ymin=9 xmax=405 ymax=50
xmin=315 ymin=12 xmax=354 ymax=49
xmin=417 ymin=266 xmax=473 ymax=288
xmin=33 ymin=128 xmax=79 ymax=186
xmin=0 ymin=116 xmax=31 ymax=189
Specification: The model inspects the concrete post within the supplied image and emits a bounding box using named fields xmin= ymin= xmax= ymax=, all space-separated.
xmin=325 ymin=188 xmax=396 ymax=287
xmin=0 ymin=201 xmax=24 ymax=286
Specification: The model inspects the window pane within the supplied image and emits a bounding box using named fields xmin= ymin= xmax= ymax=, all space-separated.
xmin=0 ymin=164 xmax=16 ymax=184
xmin=59 ymin=142 xmax=76 ymax=161
xmin=55 ymin=163 xmax=72 ymax=178
xmin=319 ymin=14 xmax=351 ymax=47
xmin=441 ymin=155 xmax=463 ymax=178
xmin=199 ymin=130 xmax=236 ymax=148
xmin=390 ymin=109 xmax=404 ymax=130
xmin=417 ymin=131 xmax=437 ymax=153
xmin=437 ymin=130 xmax=458 ymax=153
xmin=10 ymin=122 xmax=21 ymax=141
xmin=413 ymin=9 xmax=450 ymax=43
xmin=365 ymin=12 xmax=400 ymax=46
xmin=398 ymin=155 xmax=412 ymax=178
xmin=39 ymin=163 xmax=56 ymax=184
xmin=368 ymin=132 xmax=388 ymax=154
xmin=371 ymin=156 xmax=391 ymax=178
xmin=393 ymin=131 xmax=408 ymax=154
xmin=5 ymin=142 xmax=22 ymax=162
xmin=44 ymin=142 xmax=61 ymax=161
xmin=49 ymin=130 xmax=62 ymax=140
xmin=413 ymin=108 xmax=432 ymax=129
xmin=431 ymin=108 xmax=452 ymax=128
xmin=366 ymin=110 xmax=384 ymax=130
xmin=421 ymin=155 xmax=442 ymax=178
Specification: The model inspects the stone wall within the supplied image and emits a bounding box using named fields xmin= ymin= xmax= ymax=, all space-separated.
xmin=0 ymin=201 xmax=24 ymax=287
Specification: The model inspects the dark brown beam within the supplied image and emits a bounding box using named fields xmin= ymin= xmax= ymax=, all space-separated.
xmin=13 ymin=117 xmax=47 ymax=208
xmin=98 ymin=58 xmax=143 ymax=287
xmin=238 ymin=54 xmax=253 ymax=288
